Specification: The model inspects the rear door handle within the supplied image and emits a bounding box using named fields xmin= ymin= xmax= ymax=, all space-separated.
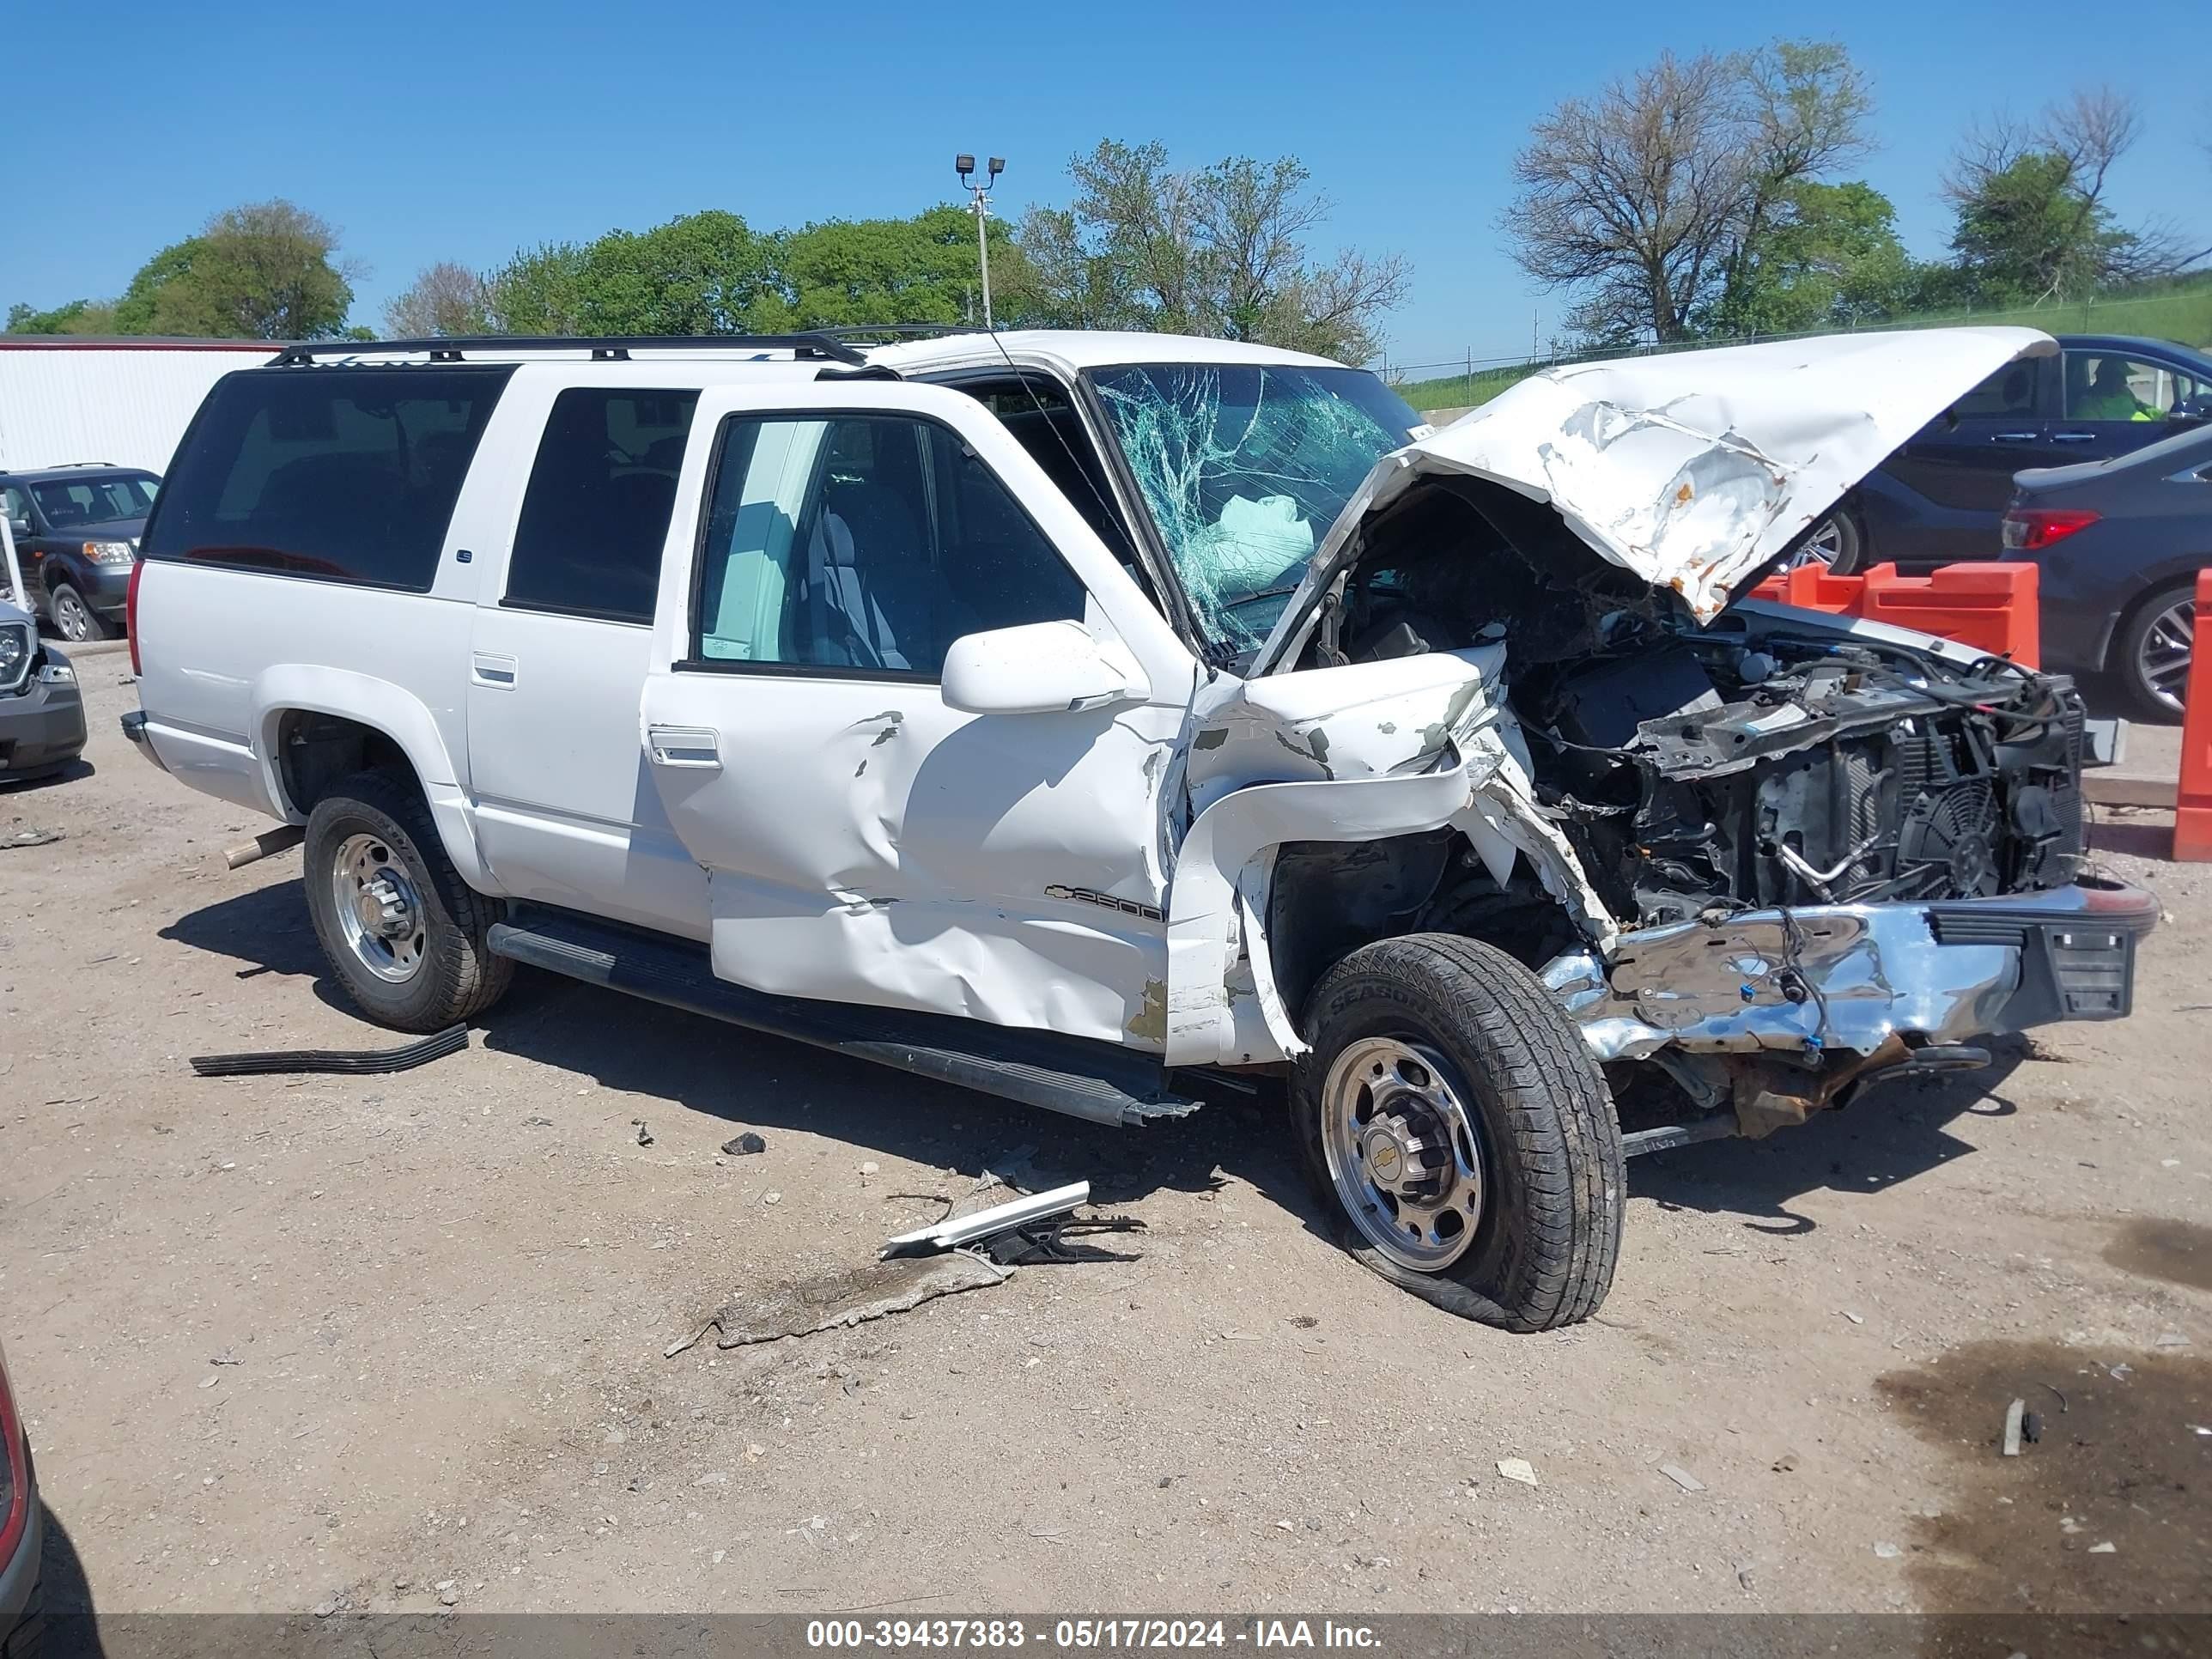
xmin=647 ymin=725 xmax=721 ymax=769
xmin=471 ymin=651 xmax=518 ymax=688
xmin=1991 ymin=431 xmax=2039 ymax=442
xmin=2049 ymin=430 xmax=2098 ymax=443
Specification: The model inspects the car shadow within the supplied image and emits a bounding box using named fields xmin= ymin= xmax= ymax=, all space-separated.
xmin=0 ymin=757 xmax=94 ymax=792
xmin=158 ymin=882 xmax=2035 ymax=1256
xmin=37 ymin=1499 xmax=106 ymax=1657
xmin=1624 ymin=1037 xmax=2028 ymax=1236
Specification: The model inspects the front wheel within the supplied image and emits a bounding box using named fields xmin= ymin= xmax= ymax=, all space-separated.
xmin=1291 ymin=933 xmax=1624 ymax=1332
xmin=302 ymin=769 xmax=512 ymax=1032
xmin=48 ymin=583 xmax=113 ymax=642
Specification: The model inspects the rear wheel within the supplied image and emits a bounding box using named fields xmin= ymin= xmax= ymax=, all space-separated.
xmin=1788 ymin=504 xmax=1865 ymax=574
xmin=2113 ymin=580 xmax=2195 ymax=721
xmin=47 ymin=584 xmax=112 ymax=643
xmin=302 ymin=769 xmax=511 ymax=1031
xmin=1291 ymin=933 xmax=1624 ymax=1331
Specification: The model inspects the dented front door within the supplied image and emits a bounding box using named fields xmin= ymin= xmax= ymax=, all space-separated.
xmin=638 ymin=382 xmax=1194 ymax=1048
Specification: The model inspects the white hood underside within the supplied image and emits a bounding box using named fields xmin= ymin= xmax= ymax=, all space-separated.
xmin=1295 ymin=326 xmax=2057 ymax=631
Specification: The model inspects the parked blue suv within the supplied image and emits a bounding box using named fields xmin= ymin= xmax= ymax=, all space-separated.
xmin=2 ymin=465 xmax=159 ymax=642
xmin=1804 ymin=333 xmax=2211 ymax=571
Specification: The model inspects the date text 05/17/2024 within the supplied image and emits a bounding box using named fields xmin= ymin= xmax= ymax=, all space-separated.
xmin=805 ymin=1620 xmax=1382 ymax=1650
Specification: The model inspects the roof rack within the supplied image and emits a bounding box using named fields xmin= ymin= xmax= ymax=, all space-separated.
xmin=817 ymin=323 xmax=994 ymax=344
xmin=267 ymin=332 xmax=870 ymax=368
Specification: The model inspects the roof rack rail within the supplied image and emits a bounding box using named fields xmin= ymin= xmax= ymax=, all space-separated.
xmin=267 ymin=332 xmax=870 ymax=368
xmin=817 ymin=323 xmax=994 ymax=343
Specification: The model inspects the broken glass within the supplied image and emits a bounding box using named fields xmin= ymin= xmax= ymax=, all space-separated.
xmin=1091 ymin=363 xmax=1419 ymax=652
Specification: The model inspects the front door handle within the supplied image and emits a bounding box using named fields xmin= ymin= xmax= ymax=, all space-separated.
xmin=471 ymin=651 xmax=518 ymax=688
xmin=1991 ymin=431 xmax=2039 ymax=442
xmin=647 ymin=725 xmax=721 ymax=769
xmin=2049 ymin=430 xmax=2098 ymax=443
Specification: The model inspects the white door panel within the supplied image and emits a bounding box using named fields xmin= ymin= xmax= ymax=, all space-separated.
xmin=465 ymin=608 xmax=706 ymax=936
xmin=639 ymin=381 xmax=1194 ymax=1046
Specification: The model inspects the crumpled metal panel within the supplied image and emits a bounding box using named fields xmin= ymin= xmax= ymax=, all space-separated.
xmin=1258 ymin=327 xmax=2057 ymax=644
xmin=1538 ymin=879 xmax=2158 ymax=1062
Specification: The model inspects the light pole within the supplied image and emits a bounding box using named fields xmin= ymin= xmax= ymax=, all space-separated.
xmin=956 ymin=154 xmax=1004 ymax=328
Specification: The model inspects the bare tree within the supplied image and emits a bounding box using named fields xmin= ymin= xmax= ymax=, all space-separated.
xmin=1944 ymin=88 xmax=2203 ymax=299
xmin=384 ymin=261 xmax=491 ymax=337
xmin=1018 ymin=141 xmax=1408 ymax=362
xmin=1503 ymin=40 xmax=1872 ymax=343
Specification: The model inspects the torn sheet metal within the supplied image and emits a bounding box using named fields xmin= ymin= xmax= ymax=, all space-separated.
xmin=1258 ymin=327 xmax=2056 ymax=643
xmin=667 ymin=1250 xmax=1012 ymax=1351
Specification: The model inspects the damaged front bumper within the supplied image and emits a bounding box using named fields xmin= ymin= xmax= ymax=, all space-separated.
xmin=1541 ymin=878 xmax=2160 ymax=1065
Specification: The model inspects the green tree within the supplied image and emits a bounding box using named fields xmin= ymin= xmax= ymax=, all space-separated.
xmin=485 ymin=211 xmax=775 ymax=336
xmin=5 ymin=299 xmax=114 ymax=335
xmin=109 ymin=202 xmax=355 ymax=337
xmin=1016 ymin=140 xmax=1407 ymax=362
xmin=770 ymin=206 xmax=1024 ymax=329
xmin=1703 ymin=180 xmax=1927 ymax=334
xmin=1943 ymin=88 xmax=2199 ymax=303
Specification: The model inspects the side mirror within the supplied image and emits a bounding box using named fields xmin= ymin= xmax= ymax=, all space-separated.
xmin=5 ymin=518 xmax=27 ymax=541
xmin=941 ymin=620 xmax=1151 ymax=716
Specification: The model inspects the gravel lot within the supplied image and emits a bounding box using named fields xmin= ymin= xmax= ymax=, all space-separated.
xmin=2 ymin=648 xmax=2207 ymax=1621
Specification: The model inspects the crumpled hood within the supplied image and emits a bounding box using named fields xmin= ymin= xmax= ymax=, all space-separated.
xmin=1279 ymin=326 xmax=2057 ymax=635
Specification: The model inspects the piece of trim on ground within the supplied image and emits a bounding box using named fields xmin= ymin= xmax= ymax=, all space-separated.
xmin=188 ymin=1024 xmax=469 ymax=1078
xmin=881 ymin=1180 xmax=1091 ymax=1257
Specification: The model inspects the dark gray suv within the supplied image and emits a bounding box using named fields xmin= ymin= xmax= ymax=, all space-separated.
xmin=2 ymin=465 xmax=158 ymax=641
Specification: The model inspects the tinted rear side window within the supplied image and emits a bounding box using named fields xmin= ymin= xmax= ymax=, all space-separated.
xmin=504 ymin=388 xmax=699 ymax=623
xmin=141 ymin=366 xmax=512 ymax=590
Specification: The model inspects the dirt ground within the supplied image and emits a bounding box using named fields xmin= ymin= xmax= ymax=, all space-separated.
xmin=2 ymin=647 xmax=2207 ymax=1620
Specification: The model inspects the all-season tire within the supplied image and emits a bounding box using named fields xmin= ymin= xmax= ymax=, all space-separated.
xmin=1291 ymin=933 xmax=1624 ymax=1332
xmin=302 ymin=769 xmax=511 ymax=1032
xmin=46 ymin=585 xmax=112 ymax=643
xmin=2111 ymin=580 xmax=2195 ymax=722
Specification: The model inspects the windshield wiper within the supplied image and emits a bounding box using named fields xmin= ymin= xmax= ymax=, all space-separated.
xmin=1219 ymin=580 xmax=1308 ymax=612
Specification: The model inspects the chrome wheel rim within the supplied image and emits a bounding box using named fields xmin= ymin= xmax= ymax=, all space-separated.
xmin=331 ymin=831 xmax=426 ymax=984
xmin=2136 ymin=599 xmax=2194 ymax=714
xmin=1319 ymin=1036 xmax=1486 ymax=1272
xmin=54 ymin=592 xmax=89 ymax=641
xmin=1783 ymin=515 xmax=1847 ymax=571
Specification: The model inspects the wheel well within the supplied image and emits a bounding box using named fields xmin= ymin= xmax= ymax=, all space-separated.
xmin=274 ymin=712 xmax=422 ymax=816
xmin=1267 ymin=829 xmax=1583 ymax=1023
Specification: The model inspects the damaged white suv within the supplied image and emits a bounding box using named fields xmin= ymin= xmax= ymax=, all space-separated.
xmin=125 ymin=324 xmax=2154 ymax=1329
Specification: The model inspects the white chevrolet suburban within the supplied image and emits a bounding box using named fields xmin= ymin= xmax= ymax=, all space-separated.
xmin=124 ymin=325 xmax=2154 ymax=1330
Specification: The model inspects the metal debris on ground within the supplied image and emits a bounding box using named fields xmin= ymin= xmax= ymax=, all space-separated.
xmin=633 ymin=1119 xmax=653 ymax=1147
xmin=1659 ymin=1463 xmax=1706 ymax=1493
xmin=2022 ymin=1410 xmax=2043 ymax=1444
xmin=2002 ymin=1397 xmax=2027 ymax=1456
xmin=1771 ymin=1451 xmax=1800 ymax=1473
xmin=882 ymin=1181 xmax=1091 ymax=1258
xmin=721 ymin=1132 xmax=767 ymax=1156
xmin=188 ymin=1024 xmax=468 ymax=1078
xmin=1495 ymin=1458 xmax=1539 ymax=1487
xmin=2156 ymin=1332 xmax=2190 ymax=1347
xmin=1873 ymin=1542 xmax=1902 ymax=1560
xmin=665 ymin=1250 xmax=1012 ymax=1354
xmin=2088 ymin=1541 xmax=2117 ymax=1554
xmin=1 ymin=827 xmax=63 ymax=850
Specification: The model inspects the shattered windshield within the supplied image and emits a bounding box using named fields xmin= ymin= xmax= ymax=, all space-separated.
xmin=1090 ymin=363 xmax=1420 ymax=652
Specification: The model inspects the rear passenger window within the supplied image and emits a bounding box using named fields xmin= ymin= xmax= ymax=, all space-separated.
xmin=690 ymin=413 xmax=1085 ymax=678
xmin=141 ymin=367 xmax=509 ymax=589
xmin=505 ymin=388 xmax=700 ymax=623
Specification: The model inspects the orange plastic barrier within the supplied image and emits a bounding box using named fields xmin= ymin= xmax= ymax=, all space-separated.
xmin=1855 ymin=562 xmax=2041 ymax=668
xmin=2175 ymin=568 xmax=2212 ymax=863
xmin=1744 ymin=563 xmax=1867 ymax=613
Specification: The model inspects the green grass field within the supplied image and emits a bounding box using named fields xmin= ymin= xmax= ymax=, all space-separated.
xmin=1398 ymin=277 xmax=2212 ymax=414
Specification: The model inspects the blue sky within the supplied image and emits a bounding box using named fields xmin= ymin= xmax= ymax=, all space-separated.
xmin=3 ymin=0 xmax=2202 ymax=367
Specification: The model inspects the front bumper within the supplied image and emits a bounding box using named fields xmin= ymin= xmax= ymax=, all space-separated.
xmin=1543 ymin=878 xmax=2160 ymax=1063
xmin=0 ymin=672 xmax=87 ymax=776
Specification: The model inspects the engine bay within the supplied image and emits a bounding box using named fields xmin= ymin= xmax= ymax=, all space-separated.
xmin=1307 ymin=479 xmax=2087 ymax=931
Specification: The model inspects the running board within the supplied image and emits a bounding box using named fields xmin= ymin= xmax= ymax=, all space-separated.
xmin=487 ymin=907 xmax=1199 ymax=1130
